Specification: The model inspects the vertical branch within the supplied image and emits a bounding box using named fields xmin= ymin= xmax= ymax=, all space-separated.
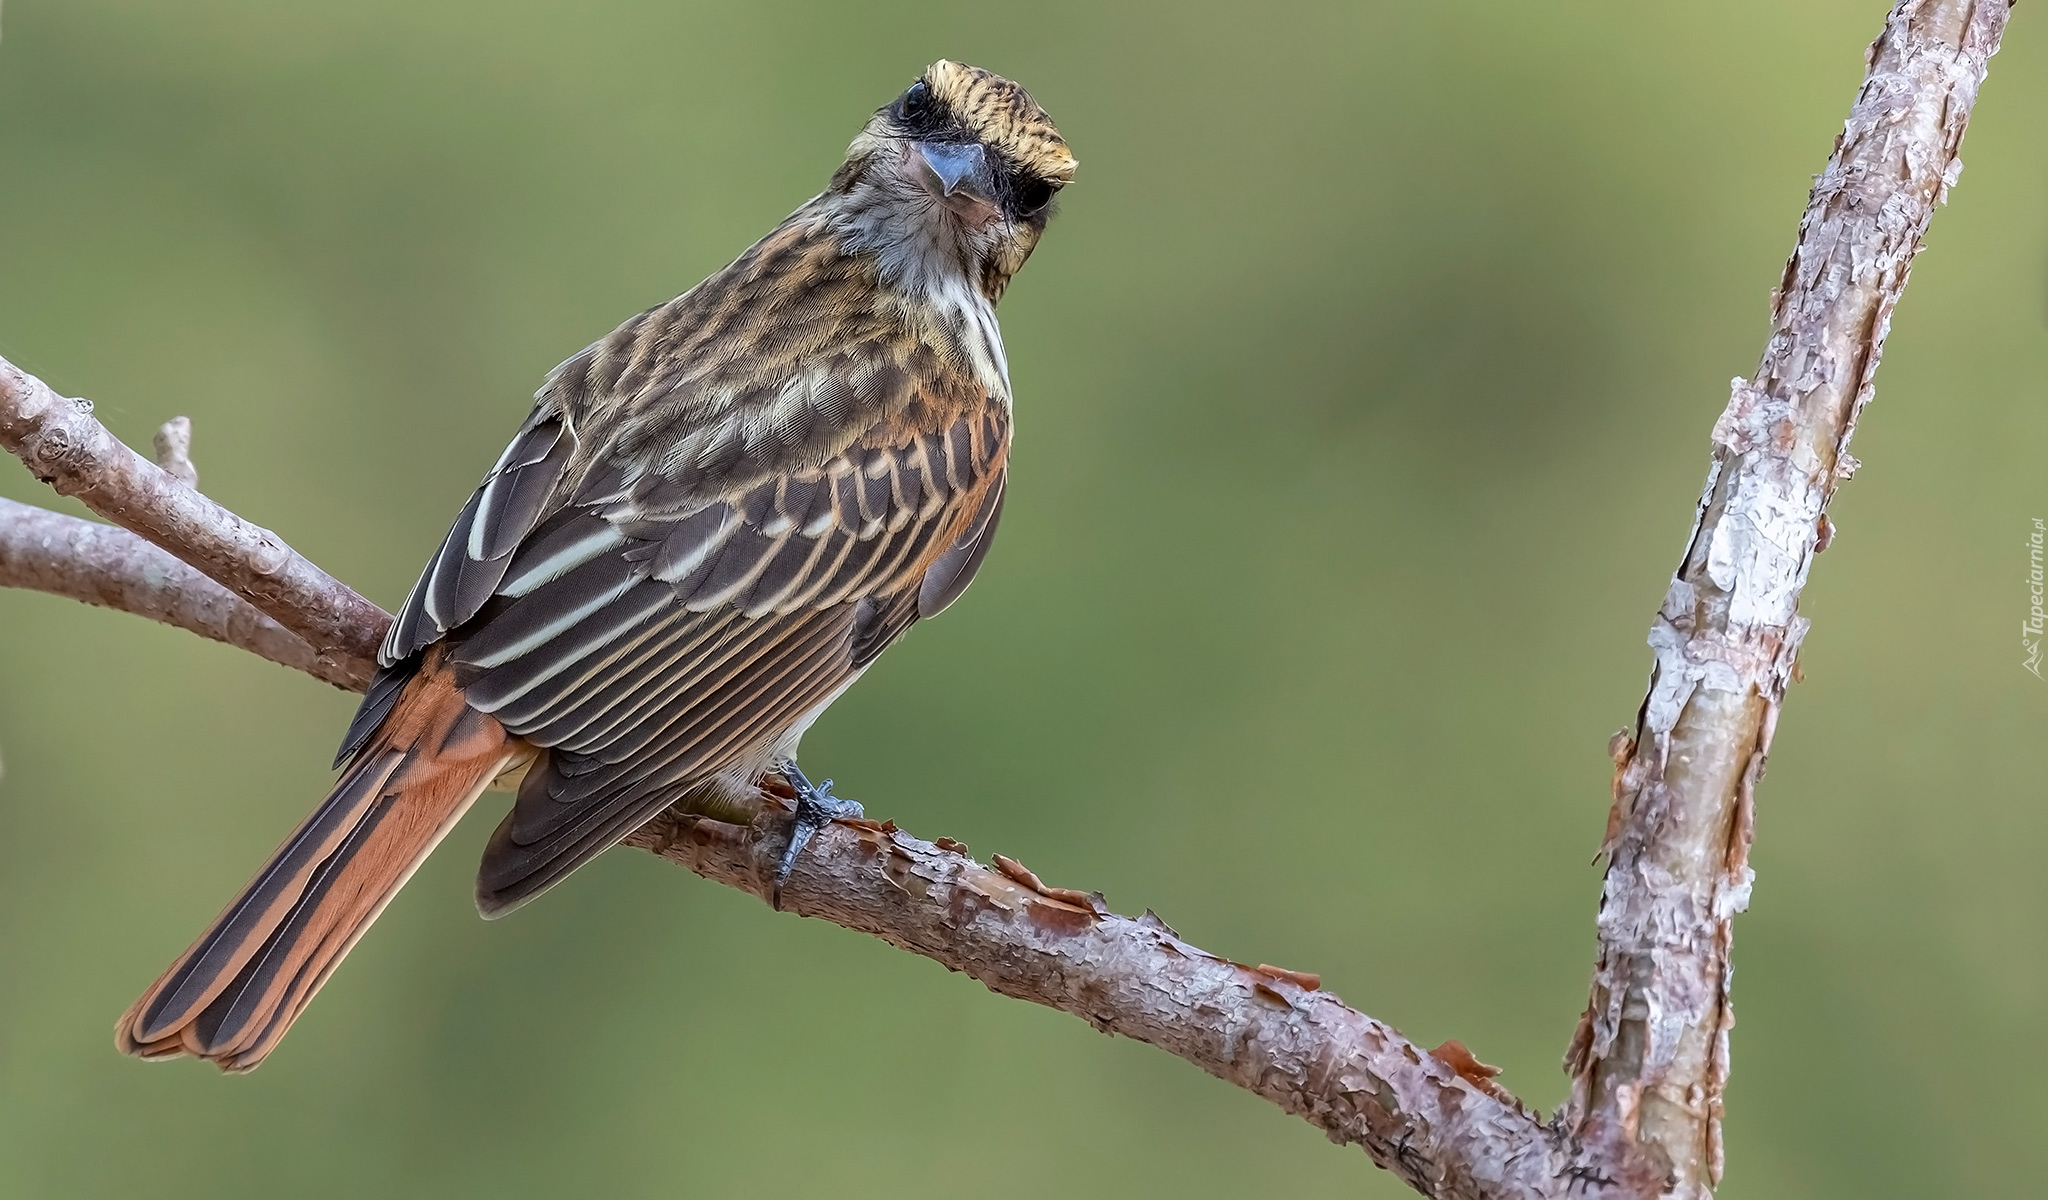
xmin=1563 ymin=2 xmax=2014 ymax=1195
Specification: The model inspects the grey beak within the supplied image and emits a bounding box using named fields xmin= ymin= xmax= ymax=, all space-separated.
xmin=915 ymin=141 xmax=990 ymax=200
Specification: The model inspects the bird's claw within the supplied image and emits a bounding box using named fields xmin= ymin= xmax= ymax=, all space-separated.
xmin=772 ymin=761 xmax=863 ymax=908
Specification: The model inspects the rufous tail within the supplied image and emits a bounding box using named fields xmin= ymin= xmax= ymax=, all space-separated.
xmin=116 ymin=660 xmax=509 ymax=1072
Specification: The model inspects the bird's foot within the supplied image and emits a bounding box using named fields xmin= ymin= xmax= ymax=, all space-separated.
xmin=772 ymin=761 xmax=863 ymax=908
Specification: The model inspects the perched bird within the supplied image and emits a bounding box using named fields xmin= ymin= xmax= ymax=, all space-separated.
xmin=117 ymin=60 xmax=1074 ymax=1071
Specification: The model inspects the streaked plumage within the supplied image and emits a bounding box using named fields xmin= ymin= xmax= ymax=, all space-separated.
xmin=118 ymin=61 xmax=1074 ymax=1071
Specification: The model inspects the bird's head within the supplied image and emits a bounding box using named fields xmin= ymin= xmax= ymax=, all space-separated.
xmin=827 ymin=61 xmax=1075 ymax=302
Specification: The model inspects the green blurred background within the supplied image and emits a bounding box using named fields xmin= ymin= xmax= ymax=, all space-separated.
xmin=2 ymin=2 xmax=2042 ymax=1196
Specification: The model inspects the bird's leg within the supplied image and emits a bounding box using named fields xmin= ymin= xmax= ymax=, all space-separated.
xmin=772 ymin=760 xmax=864 ymax=907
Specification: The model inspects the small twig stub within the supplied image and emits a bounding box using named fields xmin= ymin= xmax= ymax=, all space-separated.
xmin=152 ymin=416 xmax=198 ymax=488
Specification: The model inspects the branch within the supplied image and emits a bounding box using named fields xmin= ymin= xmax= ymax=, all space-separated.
xmin=0 ymin=355 xmax=1578 ymax=1198
xmin=1561 ymin=2 xmax=2013 ymax=1195
xmin=630 ymin=811 xmax=1575 ymax=1199
xmin=0 ymin=497 xmax=371 ymax=690
xmin=0 ymin=358 xmax=387 ymax=679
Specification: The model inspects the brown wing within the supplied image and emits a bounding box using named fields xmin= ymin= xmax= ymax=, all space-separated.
xmin=343 ymin=217 xmax=1014 ymax=915
xmin=463 ymin=411 xmax=1007 ymax=914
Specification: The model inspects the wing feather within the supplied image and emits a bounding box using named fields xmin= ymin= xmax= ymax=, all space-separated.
xmin=498 ymin=515 xmax=628 ymax=598
xmin=919 ymin=472 xmax=1006 ymax=618
xmin=454 ymin=552 xmax=644 ymax=670
xmin=381 ymin=416 xmax=572 ymax=664
xmin=532 ymin=614 xmax=748 ymax=749
xmin=459 ymin=579 xmax=677 ymax=712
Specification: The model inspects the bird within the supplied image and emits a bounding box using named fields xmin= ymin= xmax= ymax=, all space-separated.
xmin=116 ymin=60 xmax=1075 ymax=1072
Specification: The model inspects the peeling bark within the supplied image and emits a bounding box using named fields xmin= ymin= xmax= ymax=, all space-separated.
xmin=631 ymin=810 xmax=1581 ymax=1200
xmin=1561 ymin=4 xmax=2013 ymax=1196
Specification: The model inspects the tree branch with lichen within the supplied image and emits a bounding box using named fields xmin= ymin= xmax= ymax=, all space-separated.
xmin=1558 ymin=3 xmax=2012 ymax=1197
xmin=0 ymin=3 xmax=2015 ymax=1194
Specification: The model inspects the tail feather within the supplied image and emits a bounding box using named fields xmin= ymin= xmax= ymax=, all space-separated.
xmin=118 ymin=663 xmax=509 ymax=1072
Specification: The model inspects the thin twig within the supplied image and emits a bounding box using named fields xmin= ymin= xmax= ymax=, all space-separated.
xmin=1561 ymin=3 xmax=2014 ymax=1196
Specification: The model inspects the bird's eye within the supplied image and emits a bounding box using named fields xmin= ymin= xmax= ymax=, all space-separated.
xmin=901 ymin=81 xmax=931 ymax=117
xmin=1013 ymin=177 xmax=1059 ymax=213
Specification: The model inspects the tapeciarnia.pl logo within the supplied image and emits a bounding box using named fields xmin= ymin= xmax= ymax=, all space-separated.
xmin=2026 ymin=518 xmax=2044 ymax=678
